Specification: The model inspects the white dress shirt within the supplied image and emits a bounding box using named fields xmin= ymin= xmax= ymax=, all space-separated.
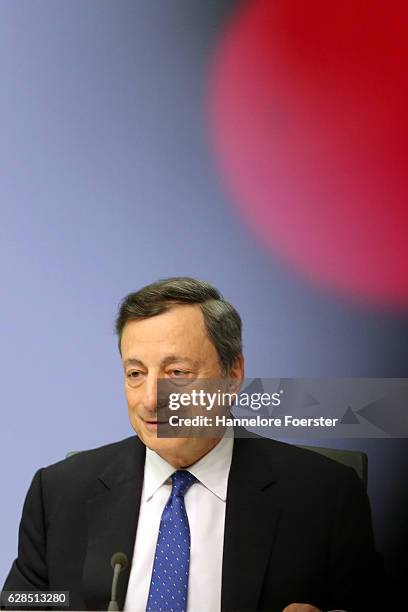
xmin=124 ymin=432 xmax=234 ymax=612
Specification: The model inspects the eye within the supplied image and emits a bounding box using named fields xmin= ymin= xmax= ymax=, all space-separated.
xmin=127 ymin=370 xmax=142 ymax=379
xmin=166 ymin=369 xmax=195 ymax=387
xmin=126 ymin=370 xmax=145 ymax=387
xmin=170 ymin=369 xmax=190 ymax=377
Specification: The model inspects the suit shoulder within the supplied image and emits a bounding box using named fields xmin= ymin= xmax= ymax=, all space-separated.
xmin=40 ymin=435 xmax=138 ymax=488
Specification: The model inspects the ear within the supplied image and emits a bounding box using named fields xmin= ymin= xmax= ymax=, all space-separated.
xmin=228 ymin=354 xmax=245 ymax=393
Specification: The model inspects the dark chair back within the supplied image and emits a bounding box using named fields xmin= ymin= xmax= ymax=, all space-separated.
xmin=297 ymin=445 xmax=368 ymax=489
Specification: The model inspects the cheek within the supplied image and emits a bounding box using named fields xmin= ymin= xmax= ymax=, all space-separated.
xmin=125 ymin=388 xmax=139 ymax=411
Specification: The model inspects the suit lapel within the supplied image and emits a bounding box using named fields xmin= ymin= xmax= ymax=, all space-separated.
xmin=83 ymin=436 xmax=146 ymax=611
xmin=221 ymin=436 xmax=281 ymax=612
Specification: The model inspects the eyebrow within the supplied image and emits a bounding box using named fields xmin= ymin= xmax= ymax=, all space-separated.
xmin=123 ymin=355 xmax=199 ymax=368
xmin=123 ymin=358 xmax=145 ymax=368
xmin=161 ymin=355 xmax=199 ymax=368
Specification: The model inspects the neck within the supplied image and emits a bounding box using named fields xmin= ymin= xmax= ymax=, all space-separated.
xmin=157 ymin=437 xmax=221 ymax=469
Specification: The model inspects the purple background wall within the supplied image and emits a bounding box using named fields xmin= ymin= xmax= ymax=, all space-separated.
xmin=1 ymin=0 xmax=407 ymax=594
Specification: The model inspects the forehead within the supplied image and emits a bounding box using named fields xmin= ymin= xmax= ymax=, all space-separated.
xmin=120 ymin=304 xmax=213 ymax=360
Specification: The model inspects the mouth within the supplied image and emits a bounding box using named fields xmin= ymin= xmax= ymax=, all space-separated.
xmin=142 ymin=418 xmax=168 ymax=428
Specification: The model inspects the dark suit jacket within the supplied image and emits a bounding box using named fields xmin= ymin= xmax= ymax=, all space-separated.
xmin=2 ymin=434 xmax=386 ymax=611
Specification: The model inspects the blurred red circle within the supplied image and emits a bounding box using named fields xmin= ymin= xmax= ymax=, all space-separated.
xmin=209 ymin=0 xmax=408 ymax=306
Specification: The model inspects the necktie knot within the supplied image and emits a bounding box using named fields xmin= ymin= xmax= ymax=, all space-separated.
xmin=171 ymin=470 xmax=197 ymax=498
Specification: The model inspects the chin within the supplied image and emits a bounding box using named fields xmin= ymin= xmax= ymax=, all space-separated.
xmin=132 ymin=424 xmax=179 ymax=450
xmin=147 ymin=436 xmax=187 ymax=453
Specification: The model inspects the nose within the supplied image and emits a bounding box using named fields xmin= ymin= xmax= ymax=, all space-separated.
xmin=141 ymin=373 xmax=158 ymax=417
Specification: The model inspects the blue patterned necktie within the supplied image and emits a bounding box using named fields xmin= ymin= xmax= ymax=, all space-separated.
xmin=146 ymin=470 xmax=197 ymax=612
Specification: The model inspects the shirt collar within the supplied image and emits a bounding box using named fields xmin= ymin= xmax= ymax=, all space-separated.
xmin=143 ymin=427 xmax=234 ymax=502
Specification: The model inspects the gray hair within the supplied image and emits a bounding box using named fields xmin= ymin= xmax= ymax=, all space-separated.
xmin=115 ymin=277 xmax=242 ymax=374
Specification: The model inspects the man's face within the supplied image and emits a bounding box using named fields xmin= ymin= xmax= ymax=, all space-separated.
xmin=120 ymin=304 xmax=236 ymax=464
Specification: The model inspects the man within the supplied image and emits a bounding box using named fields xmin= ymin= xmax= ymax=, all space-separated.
xmin=2 ymin=278 xmax=385 ymax=611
